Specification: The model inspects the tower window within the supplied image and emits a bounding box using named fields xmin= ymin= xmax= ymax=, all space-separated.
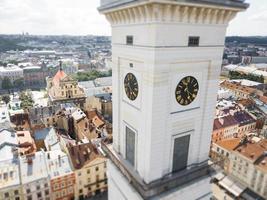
xmin=126 ymin=126 xmax=135 ymax=167
xmin=188 ymin=36 xmax=199 ymax=47
xmin=126 ymin=36 xmax=133 ymax=45
xmin=172 ymin=135 xmax=190 ymax=172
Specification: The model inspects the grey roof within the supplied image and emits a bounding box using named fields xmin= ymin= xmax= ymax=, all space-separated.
xmin=29 ymin=105 xmax=60 ymax=125
xmin=99 ymin=0 xmax=249 ymax=11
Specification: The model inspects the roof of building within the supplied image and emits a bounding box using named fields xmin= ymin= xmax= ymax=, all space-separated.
xmin=94 ymin=76 xmax=112 ymax=87
xmin=0 ymin=129 xmax=18 ymax=161
xmin=221 ymin=80 xmax=257 ymax=95
xmin=72 ymin=109 xmax=86 ymax=121
xmin=234 ymin=139 xmax=267 ymax=165
xmin=95 ymin=93 xmax=112 ymax=102
xmin=16 ymin=131 xmax=36 ymax=155
xmin=34 ymin=128 xmax=51 ymax=141
xmin=67 ymin=142 xmax=104 ymax=170
xmin=237 ymin=99 xmax=255 ymax=107
xmin=92 ymin=115 xmax=105 ymax=128
xmin=29 ymin=105 xmax=60 ymax=125
xmin=20 ymin=151 xmax=49 ymax=184
xmin=233 ymin=111 xmax=256 ymax=126
xmin=0 ymin=104 xmax=10 ymax=124
xmin=216 ymin=138 xmax=240 ymax=151
xmin=44 ymin=128 xmax=61 ymax=151
xmin=99 ymin=0 xmax=249 ymax=11
xmin=53 ymin=69 xmax=67 ymax=85
xmin=213 ymin=115 xmax=238 ymax=131
xmin=230 ymin=79 xmax=261 ymax=87
xmin=45 ymin=150 xmax=73 ymax=178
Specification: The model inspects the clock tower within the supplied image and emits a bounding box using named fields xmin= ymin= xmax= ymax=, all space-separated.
xmin=98 ymin=0 xmax=248 ymax=199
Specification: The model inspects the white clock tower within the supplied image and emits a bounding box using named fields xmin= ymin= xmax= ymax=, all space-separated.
xmin=98 ymin=0 xmax=248 ymax=199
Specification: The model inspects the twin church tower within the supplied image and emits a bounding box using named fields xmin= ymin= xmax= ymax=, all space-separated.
xmin=98 ymin=0 xmax=248 ymax=199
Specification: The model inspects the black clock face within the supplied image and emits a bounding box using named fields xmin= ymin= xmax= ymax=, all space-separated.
xmin=175 ymin=76 xmax=199 ymax=106
xmin=124 ymin=73 xmax=139 ymax=101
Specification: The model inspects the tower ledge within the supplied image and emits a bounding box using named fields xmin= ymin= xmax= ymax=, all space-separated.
xmin=102 ymin=141 xmax=215 ymax=199
xmin=99 ymin=0 xmax=248 ymax=25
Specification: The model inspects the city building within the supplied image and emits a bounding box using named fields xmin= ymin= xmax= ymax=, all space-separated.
xmin=20 ymin=152 xmax=51 ymax=200
xmin=16 ymin=130 xmax=37 ymax=156
xmin=67 ymin=142 xmax=107 ymax=199
xmin=221 ymin=80 xmax=258 ymax=99
xmin=212 ymin=115 xmax=239 ymax=143
xmin=98 ymin=0 xmax=248 ymax=199
xmin=0 ymin=65 xmax=23 ymax=86
xmin=34 ymin=127 xmax=53 ymax=151
xmin=233 ymin=111 xmax=257 ymax=134
xmin=45 ymin=150 xmax=75 ymax=200
xmin=0 ymin=102 xmax=11 ymax=129
xmin=86 ymin=93 xmax=112 ymax=120
xmin=28 ymin=105 xmax=60 ymax=130
xmin=47 ymin=67 xmax=86 ymax=108
xmin=0 ymin=129 xmax=22 ymax=200
xmin=211 ymin=137 xmax=267 ymax=200
xmin=23 ymin=65 xmax=51 ymax=88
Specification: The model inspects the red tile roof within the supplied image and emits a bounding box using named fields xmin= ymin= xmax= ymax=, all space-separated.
xmin=216 ymin=138 xmax=241 ymax=151
xmin=53 ymin=69 xmax=67 ymax=85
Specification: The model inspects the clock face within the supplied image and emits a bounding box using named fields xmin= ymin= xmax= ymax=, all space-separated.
xmin=124 ymin=73 xmax=139 ymax=101
xmin=175 ymin=76 xmax=199 ymax=106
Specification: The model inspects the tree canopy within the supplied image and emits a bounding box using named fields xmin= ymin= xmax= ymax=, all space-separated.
xmin=73 ymin=69 xmax=112 ymax=82
xmin=1 ymin=94 xmax=10 ymax=104
xmin=229 ymin=71 xmax=264 ymax=83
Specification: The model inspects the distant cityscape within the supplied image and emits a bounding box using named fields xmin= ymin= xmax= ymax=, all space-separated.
xmin=0 ymin=0 xmax=267 ymax=200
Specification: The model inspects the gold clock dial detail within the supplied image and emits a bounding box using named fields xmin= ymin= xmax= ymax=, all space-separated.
xmin=124 ymin=73 xmax=139 ymax=101
xmin=175 ymin=76 xmax=199 ymax=106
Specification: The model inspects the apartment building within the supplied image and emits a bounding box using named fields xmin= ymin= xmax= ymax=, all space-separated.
xmin=67 ymin=142 xmax=107 ymax=199
xmin=45 ymin=150 xmax=75 ymax=200
xmin=0 ymin=129 xmax=22 ymax=200
xmin=20 ymin=152 xmax=50 ymax=200
xmin=212 ymin=115 xmax=239 ymax=143
xmin=212 ymin=136 xmax=267 ymax=200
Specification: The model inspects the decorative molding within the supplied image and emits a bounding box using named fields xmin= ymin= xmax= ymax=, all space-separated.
xmin=105 ymin=3 xmax=237 ymax=25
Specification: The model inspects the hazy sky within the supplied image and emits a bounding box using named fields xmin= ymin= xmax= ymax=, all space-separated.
xmin=0 ymin=0 xmax=266 ymax=36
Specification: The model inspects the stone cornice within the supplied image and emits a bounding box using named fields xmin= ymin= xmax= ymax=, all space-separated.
xmin=104 ymin=3 xmax=238 ymax=25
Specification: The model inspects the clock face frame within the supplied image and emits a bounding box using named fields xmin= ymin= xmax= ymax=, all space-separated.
xmin=175 ymin=76 xmax=199 ymax=106
xmin=124 ymin=73 xmax=139 ymax=101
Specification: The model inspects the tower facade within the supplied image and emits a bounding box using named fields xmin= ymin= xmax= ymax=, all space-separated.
xmin=99 ymin=0 xmax=248 ymax=199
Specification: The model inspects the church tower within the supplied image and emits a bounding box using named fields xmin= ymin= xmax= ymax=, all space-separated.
xmin=98 ymin=0 xmax=248 ymax=199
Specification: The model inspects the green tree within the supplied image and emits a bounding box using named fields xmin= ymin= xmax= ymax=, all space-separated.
xmin=1 ymin=94 xmax=10 ymax=104
xmin=1 ymin=77 xmax=13 ymax=90
xmin=19 ymin=91 xmax=34 ymax=109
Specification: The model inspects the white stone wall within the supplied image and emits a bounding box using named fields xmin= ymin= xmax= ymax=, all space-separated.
xmin=112 ymin=22 xmax=226 ymax=183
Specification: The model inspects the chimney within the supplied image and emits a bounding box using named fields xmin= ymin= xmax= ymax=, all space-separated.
xmin=47 ymin=153 xmax=50 ymax=159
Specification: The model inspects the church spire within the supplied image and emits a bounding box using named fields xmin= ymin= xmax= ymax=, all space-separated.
xmin=59 ymin=60 xmax=63 ymax=71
